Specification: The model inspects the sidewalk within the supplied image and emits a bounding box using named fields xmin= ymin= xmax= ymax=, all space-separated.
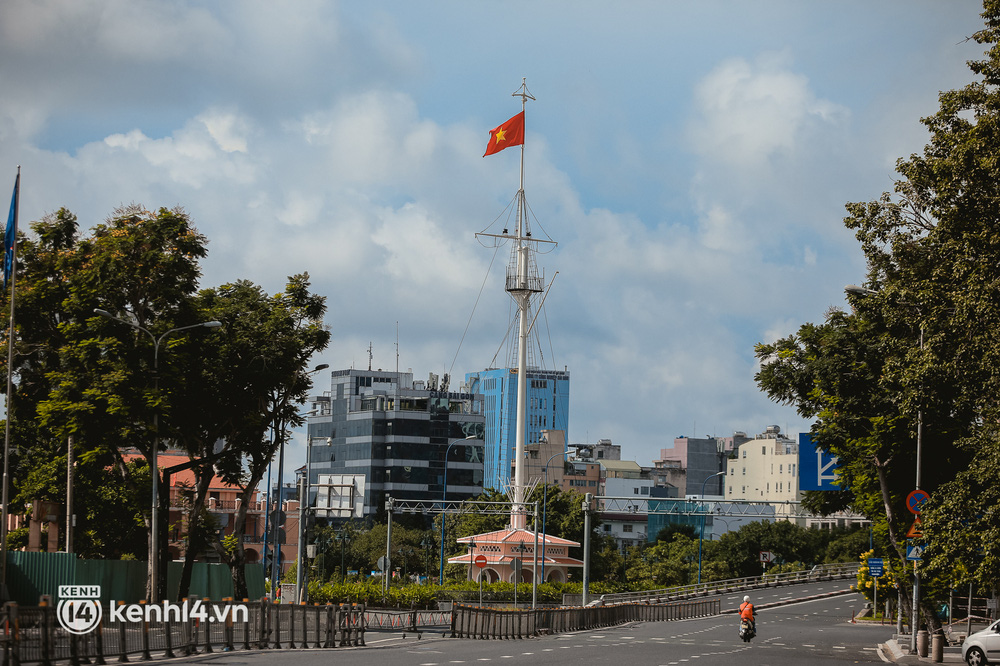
xmin=878 ymin=637 xmax=964 ymax=664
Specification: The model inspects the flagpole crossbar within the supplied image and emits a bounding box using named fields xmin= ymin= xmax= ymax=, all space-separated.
xmin=475 ymin=232 xmax=556 ymax=245
xmin=512 ymin=78 xmax=535 ymax=104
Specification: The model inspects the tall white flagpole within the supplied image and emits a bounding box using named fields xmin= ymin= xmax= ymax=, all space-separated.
xmin=511 ymin=79 xmax=534 ymax=530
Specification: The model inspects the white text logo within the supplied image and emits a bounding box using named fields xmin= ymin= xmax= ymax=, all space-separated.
xmin=56 ymin=586 xmax=102 ymax=635
xmin=56 ymin=585 xmax=249 ymax=635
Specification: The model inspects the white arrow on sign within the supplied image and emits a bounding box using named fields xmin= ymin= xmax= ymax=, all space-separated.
xmin=817 ymin=450 xmax=839 ymax=485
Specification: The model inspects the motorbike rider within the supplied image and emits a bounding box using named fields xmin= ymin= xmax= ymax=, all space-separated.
xmin=739 ymin=595 xmax=756 ymax=635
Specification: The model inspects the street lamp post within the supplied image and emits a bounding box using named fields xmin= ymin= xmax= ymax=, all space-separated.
xmin=541 ymin=449 xmax=574 ymax=582
xmin=512 ymin=542 xmax=527 ymax=608
xmin=294 ymin=411 xmax=328 ymax=604
xmin=582 ymin=493 xmax=592 ymax=606
xmin=421 ymin=536 xmax=432 ymax=584
xmin=846 ymin=284 xmax=924 ymax=651
xmin=269 ymin=363 xmax=328 ymax=601
xmin=94 ymin=309 xmax=221 ymax=603
xmin=697 ymin=471 xmax=725 ymax=585
xmin=438 ymin=434 xmax=476 ymax=583
xmin=336 ymin=530 xmax=348 ymax=580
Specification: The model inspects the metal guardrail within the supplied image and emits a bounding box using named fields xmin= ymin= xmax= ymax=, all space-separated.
xmin=2 ymin=598 xmax=367 ymax=666
xmin=451 ymin=597 xmax=721 ymax=639
xmin=365 ymin=609 xmax=451 ymax=633
xmin=561 ymin=562 xmax=856 ymax=606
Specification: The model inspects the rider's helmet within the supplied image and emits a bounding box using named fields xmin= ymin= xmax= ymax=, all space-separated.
xmin=743 ymin=595 xmax=750 ymax=602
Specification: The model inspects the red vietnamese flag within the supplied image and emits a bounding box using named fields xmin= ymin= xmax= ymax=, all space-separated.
xmin=483 ymin=111 xmax=525 ymax=156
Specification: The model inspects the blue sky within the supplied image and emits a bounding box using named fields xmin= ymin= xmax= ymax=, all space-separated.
xmin=0 ymin=1 xmax=988 ymax=479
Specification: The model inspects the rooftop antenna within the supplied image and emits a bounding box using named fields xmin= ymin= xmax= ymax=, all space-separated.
xmin=395 ymin=322 xmax=399 ymax=375
xmin=367 ymin=342 xmax=373 ymax=371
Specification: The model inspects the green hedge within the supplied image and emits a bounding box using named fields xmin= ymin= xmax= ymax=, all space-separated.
xmin=304 ymin=578 xmax=625 ymax=608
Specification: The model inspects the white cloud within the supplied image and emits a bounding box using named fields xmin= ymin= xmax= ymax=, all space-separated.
xmin=690 ymin=52 xmax=849 ymax=170
xmin=0 ymin=1 xmax=986 ymax=476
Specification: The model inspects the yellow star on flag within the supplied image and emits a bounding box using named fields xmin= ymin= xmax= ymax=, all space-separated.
xmin=483 ymin=111 xmax=525 ymax=157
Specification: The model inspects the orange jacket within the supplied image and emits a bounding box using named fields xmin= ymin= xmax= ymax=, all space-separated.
xmin=740 ymin=601 xmax=755 ymax=621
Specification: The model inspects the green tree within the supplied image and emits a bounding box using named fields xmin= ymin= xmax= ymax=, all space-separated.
xmin=174 ymin=275 xmax=329 ymax=600
xmin=0 ymin=205 xmax=210 ymax=598
xmin=1 ymin=204 xmax=329 ymax=601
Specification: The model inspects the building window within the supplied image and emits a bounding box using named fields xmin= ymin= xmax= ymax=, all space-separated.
xmin=623 ymin=524 xmax=633 ymax=533
xmin=742 ymin=449 xmax=746 ymax=458
xmin=762 ymin=446 xmax=766 ymax=455
xmin=779 ymin=464 xmax=783 ymax=473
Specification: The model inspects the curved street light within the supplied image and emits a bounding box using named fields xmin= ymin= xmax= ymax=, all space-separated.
xmin=540 ymin=449 xmax=575 ymax=582
xmin=272 ymin=363 xmax=328 ymax=600
xmin=439 ymin=434 xmax=477 ymax=582
xmin=93 ymin=309 xmax=222 ymax=602
xmin=696 ymin=470 xmax=725 ymax=585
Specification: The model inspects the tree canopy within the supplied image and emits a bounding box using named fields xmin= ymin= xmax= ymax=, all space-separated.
xmin=755 ymin=0 xmax=1000 ymax=620
xmin=0 ymin=204 xmax=330 ymax=599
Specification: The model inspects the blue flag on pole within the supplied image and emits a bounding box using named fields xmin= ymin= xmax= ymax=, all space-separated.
xmin=3 ymin=172 xmax=18 ymax=291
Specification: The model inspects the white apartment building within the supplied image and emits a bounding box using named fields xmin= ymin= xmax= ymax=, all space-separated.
xmin=725 ymin=425 xmax=800 ymax=521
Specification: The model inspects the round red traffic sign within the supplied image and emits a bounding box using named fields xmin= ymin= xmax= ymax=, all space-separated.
xmin=906 ymin=489 xmax=930 ymax=515
xmin=474 ymin=555 xmax=488 ymax=569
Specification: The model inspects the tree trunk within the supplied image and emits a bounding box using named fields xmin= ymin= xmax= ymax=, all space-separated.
xmin=226 ymin=482 xmax=257 ymax=600
xmin=175 ymin=471 xmax=214 ymax=600
xmin=112 ymin=450 xmax=154 ymax=599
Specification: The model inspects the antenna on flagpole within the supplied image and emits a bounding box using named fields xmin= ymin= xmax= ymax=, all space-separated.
xmin=512 ymin=78 xmax=534 ymax=204
xmin=512 ymin=77 xmax=535 ymax=105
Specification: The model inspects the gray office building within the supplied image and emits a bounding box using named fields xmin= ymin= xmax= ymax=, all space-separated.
xmin=305 ymin=369 xmax=486 ymax=518
xmin=657 ymin=432 xmax=751 ymax=497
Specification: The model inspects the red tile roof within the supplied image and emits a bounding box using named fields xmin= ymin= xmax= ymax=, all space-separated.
xmin=455 ymin=527 xmax=580 ymax=547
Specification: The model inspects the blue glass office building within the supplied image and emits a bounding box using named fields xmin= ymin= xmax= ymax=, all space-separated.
xmin=465 ymin=368 xmax=570 ymax=491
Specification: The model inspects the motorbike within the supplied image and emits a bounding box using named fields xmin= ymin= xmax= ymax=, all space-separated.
xmin=739 ymin=619 xmax=756 ymax=642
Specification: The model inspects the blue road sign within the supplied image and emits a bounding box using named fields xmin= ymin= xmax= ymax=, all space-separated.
xmin=906 ymin=542 xmax=924 ymax=561
xmin=907 ymin=489 xmax=930 ymax=515
xmin=867 ymin=557 xmax=884 ymax=577
xmin=798 ymin=433 xmax=841 ymax=491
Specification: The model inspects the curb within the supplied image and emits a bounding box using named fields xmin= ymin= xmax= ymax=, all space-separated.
xmin=878 ymin=638 xmax=964 ymax=664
